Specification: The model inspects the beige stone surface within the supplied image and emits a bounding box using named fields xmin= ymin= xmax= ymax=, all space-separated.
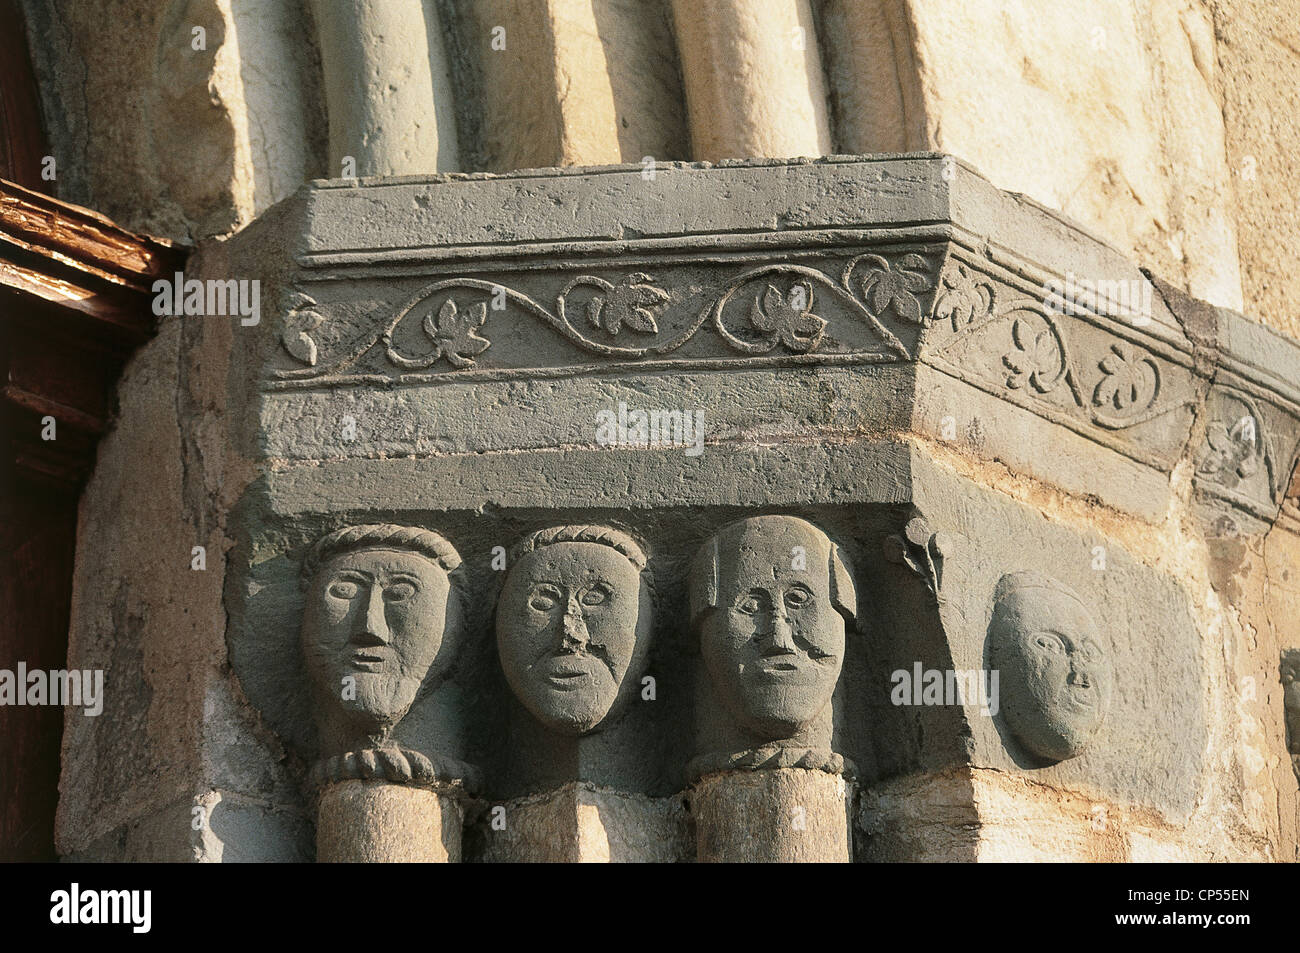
xmin=54 ymin=243 xmax=289 ymax=859
xmin=476 ymin=782 xmax=690 ymax=862
xmin=467 ymin=0 xmax=687 ymax=171
xmin=885 ymin=0 xmax=1242 ymax=310
xmin=317 ymin=782 xmax=463 ymax=863
xmin=692 ymin=769 xmax=852 ymax=862
xmin=23 ymin=0 xmax=324 ymax=241
xmin=1210 ymin=0 xmax=1300 ymax=339
xmin=672 ymin=0 xmax=832 ymax=161
xmin=819 ymin=0 xmax=927 ymax=154
xmin=313 ymin=0 xmax=460 ymax=176
xmin=858 ymin=770 xmax=979 ymax=862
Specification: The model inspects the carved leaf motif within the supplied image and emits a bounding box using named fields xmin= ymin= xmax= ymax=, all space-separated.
xmin=935 ymin=263 xmax=995 ymax=330
xmin=424 ymin=298 xmax=491 ymax=368
xmin=860 ymin=253 xmax=931 ymax=324
xmin=1092 ymin=342 xmax=1156 ymax=414
xmin=1198 ymin=414 xmax=1261 ymax=486
xmin=281 ymin=293 xmax=323 ymax=366
xmin=1002 ymin=317 xmax=1061 ymax=392
xmin=590 ymin=272 xmax=669 ymax=336
xmin=748 ymin=280 xmax=825 ymax=352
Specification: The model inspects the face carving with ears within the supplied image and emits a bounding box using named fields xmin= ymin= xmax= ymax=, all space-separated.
xmin=496 ymin=530 xmax=652 ymax=735
xmin=692 ymin=515 xmax=856 ymax=741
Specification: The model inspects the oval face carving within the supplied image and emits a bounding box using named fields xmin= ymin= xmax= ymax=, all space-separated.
xmin=691 ymin=515 xmax=856 ymax=742
xmin=496 ymin=529 xmax=652 ymax=736
xmin=988 ymin=572 xmax=1112 ymax=762
xmin=302 ymin=547 xmax=451 ymax=738
xmin=299 ymin=525 xmax=462 ymax=750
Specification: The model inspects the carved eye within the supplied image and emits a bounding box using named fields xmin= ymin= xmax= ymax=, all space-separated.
xmin=384 ymin=581 xmax=417 ymax=602
xmin=736 ymin=595 xmax=761 ymax=615
xmin=581 ymin=585 xmax=611 ymax=607
xmin=529 ymin=586 xmax=561 ymax=611
xmin=327 ymin=580 xmax=359 ymax=600
xmin=784 ymin=586 xmax=812 ymax=609
xmin=1033 ymin=633 xmax=1064 ymax=653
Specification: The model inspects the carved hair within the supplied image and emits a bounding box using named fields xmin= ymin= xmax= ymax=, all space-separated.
xmin=688 ymin=517 xmax=857 ymax=625
xmin=991 ymin=571 xmax=1088 ymax=612
xmin=300 ymin=523 xmax=462 ymax=590
xmin=509 ymin=524 xmax=648 ymax=571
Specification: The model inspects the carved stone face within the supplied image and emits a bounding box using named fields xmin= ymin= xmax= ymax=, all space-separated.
xmin=695 ymin=516 xmax=849 ymax=740
xmin=989 ymin=575 xmax=1112 ymax=762
xmin=302 ymin=547 xmax=451 ymax=737
xmin=497 ymin=541 xmax=650 ymax=735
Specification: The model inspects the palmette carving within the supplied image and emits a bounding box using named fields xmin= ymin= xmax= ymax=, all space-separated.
xmin=987 ymin=572 xmax=1113 ymax=762
xmin=690 ymin=516 xmax=857 ymax=758
xmin=496 ymin=525 xmax=653 ymax=736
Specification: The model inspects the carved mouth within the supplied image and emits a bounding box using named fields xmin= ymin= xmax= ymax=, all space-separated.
xmin=350 ymin=651 xmax=390 ymax=672
xmin=540 ymin=658 xmax=601 ymax=689
xmin=546 ymin=669 xmax=592 ymax=689
xmin=757 ymin=660 xmax=802 ymax=675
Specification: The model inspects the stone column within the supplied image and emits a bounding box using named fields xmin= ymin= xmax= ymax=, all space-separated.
xmin=461 ymin=0 xmax=688 ymax=170
xmin=670 ymin=0 xmax=832 ymax=160
xmin=316 ymin=781 xmax=463 ymax=863
xmin=692 ymin=766 xmax=852 ymax=863
xmin=476 ymin=782 xmax=688 ymax=863
xmin=313 ymin=0 xmax=460 ymax=175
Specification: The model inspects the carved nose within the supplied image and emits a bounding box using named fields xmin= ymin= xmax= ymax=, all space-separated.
xmin=762 ymin=612 xmax=798 ymax=656
xmin=558 ymin=601 xmax=589 ymax=651
xmin=1070 ymin=666 xmax=1091 ymax=688
xmin=352 ymin=586 xmax=389 ymax=646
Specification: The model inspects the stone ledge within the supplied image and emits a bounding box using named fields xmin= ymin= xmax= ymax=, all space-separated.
xmin=212 ymin=156 xmax=1300 ymax=531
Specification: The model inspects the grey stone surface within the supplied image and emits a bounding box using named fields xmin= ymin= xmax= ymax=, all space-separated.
xmin=496 ymin=526 xmax=653 ymax=737
xmin=214 ymin=157 xmax=1300 ymax=528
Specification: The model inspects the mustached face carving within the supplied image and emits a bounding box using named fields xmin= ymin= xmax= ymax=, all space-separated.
xmin=691 ymin=516 xmax=857 ymax=741
xmin=988 ymin=572 xmax=1112 ymax=762
xmin=300 ymin=526 xmax=460 ymax=746
xmin=496 ymin=529 xmax=652 ymax=735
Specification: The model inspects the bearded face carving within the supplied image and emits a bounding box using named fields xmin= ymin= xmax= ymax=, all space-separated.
xmin=300 ymin=525 xmax=462 ymax=749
